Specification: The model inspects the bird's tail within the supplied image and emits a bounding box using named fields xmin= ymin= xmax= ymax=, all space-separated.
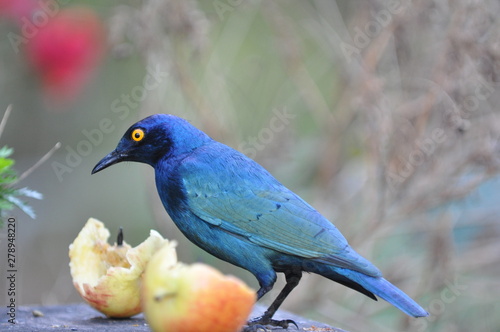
xmin=346 ymin=271 xmax=429 ymax=317
xmin=312 ymin=263 xmax=428 ymax=317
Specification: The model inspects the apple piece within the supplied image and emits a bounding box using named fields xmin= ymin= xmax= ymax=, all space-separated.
xmin=142 ymin=251 xmax=256 ymax=332
xmin=69 ymin=218 xmax=175 ymax=318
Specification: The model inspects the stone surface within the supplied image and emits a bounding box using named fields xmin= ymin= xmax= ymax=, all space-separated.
xmin=2 ymin=303 xmax=348 ymax=332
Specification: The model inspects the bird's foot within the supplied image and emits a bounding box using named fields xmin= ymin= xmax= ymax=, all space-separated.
xmin=244 ymin=315 xmax=298 ymax=331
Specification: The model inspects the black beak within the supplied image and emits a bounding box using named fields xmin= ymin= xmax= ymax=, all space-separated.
xmin=91 ymin=150 xmax=126 ymax=174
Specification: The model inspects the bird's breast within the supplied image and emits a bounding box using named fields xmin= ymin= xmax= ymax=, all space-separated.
xmin=154 ymin=162 xmax=189 ymax=216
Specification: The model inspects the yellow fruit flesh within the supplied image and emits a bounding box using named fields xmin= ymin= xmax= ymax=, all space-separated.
xmin=69 ymin=218 xmax=173 ymax=318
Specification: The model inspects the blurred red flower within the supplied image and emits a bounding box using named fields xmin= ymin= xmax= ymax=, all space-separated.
xmin=0 ymin=0 xmax=36 ymax=22
xmin=2 ymin=2 xmax=106 ymax=108
xmin=23 ymin=7 xmax=105 ymax=107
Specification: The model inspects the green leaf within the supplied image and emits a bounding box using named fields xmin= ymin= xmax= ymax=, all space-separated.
xmin=0 ymin=199 xmax=14 ymax=211
xmin=0 ymin=171 xmax=17 ymax=184
xmin=6 ymin=195 xmax=36 ymax=219
xmin=0 ymin=146 xmax=13 ymax=158
xmin=0 ymin=157 xmax=14 ymax=170
xmin=16 ymin=187 xmax=43 ymax=200
xmin=0 ymin=146 xmax=42 ymax=222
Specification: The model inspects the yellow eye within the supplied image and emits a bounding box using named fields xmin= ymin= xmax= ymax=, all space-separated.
xmin=131 ymin=128 xmax=145 ymax=142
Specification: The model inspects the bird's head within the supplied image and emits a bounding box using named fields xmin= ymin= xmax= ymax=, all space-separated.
xmin=91 ymin=114 xmax=211 ymax=174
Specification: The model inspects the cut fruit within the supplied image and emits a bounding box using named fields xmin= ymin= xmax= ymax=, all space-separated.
xmin=69 ymin=218 xmax=175 ymax=318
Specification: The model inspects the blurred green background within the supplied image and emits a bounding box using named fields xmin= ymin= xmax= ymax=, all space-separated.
xmin=1 ymin=1 xmax=500 ymax=331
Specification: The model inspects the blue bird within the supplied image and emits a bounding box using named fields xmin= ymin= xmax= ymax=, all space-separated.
xmin=92 ymin=114 xmax=428 ymax=328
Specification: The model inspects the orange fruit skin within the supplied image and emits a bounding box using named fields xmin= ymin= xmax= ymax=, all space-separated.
xmin=143 ymin=263 xmax=256 ymax=332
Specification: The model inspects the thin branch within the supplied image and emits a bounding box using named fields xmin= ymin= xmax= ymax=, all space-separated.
xmin=0 ymin=104 xmax=13 ymax=140
xmin=17 ymin=142 xmax=62 ymax=183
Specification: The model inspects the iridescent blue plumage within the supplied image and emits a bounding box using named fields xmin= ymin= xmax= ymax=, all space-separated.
xmin=92 ymin=114 xmax=428 ymax=326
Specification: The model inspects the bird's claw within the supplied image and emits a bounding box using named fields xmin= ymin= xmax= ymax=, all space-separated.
xmin=277 ymin=319 xmax=298 ymax=329
xmin=242 ymin=324 xmax=267 ymax=332
xmin=244 ymin=316 xmax=299 ymax=331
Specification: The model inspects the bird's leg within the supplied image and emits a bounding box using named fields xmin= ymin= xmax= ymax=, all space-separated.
xmin=247 ymin=270 xmax=302 ymax=330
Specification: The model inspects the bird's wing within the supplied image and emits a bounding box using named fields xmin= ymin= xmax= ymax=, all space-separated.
xmin=179 ymin=145 xmax=380 ymax=277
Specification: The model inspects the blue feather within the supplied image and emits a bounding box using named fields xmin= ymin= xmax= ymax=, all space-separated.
xmin=92 ymin=114 xmax=429 ymax=324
